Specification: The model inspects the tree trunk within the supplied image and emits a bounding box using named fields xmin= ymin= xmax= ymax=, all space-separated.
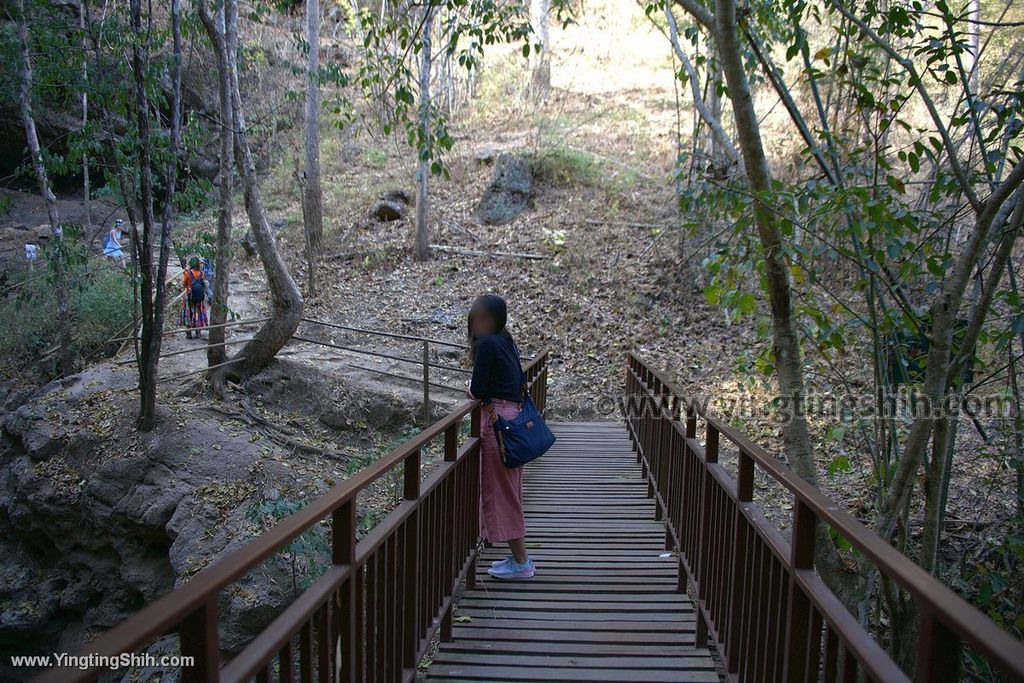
xmin=413 ymin=5 xmax=435 ymax=262
xmin=711 ymin=0 xmax=860 ymax=606
xmin=130 ymin=0 xmax=161 ymax=430
xmin=297 ymin=166 xmax=317 ymax=297
xmin=138 ymin=0 xmax=182 ymax=431
xmin=15 ymin=0 xmax=73 ymax=376
xmin=707 ymin=53 xmax=724 ymax=172
xmin=664 ymin=7 xmax=739 ymax=171
xmin=219 ymin=0 xmax=304 ymax=386
xmin=713 ymin=0 xmax=813 ymax=483
xmin=919 ymin=189 xmax=1024 ymax=573
xmin=303 ymin=0 xmax=324 ymax=255
xmin=198 ymin=0 xmax=235 ymax=367
xmin=966 ymin=0 xmax=980 ymax=92
xmin=79 ymin=0 xmax=91 ymax=240
xmin=529 ymin=0 xmax=551 ymax=99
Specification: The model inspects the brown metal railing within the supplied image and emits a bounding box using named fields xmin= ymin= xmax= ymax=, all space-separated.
xmin=625 ymin=352 xmax=1024 ymax=683
xmin=34 ymin=351 xmax=549 ymax=683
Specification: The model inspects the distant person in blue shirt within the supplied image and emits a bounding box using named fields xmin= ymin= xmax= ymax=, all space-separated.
xmin=467 ymin=294 xmax=535 ymax=580
xmin=103 ymin=219 xmax=126 ymax=268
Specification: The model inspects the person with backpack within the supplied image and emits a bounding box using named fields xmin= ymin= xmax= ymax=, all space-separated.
xmin=182 ymin=257 xmax=209 ymax=339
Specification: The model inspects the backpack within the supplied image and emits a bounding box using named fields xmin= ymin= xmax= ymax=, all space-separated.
xmin=189 ymin=271 xmax=205 ymax=306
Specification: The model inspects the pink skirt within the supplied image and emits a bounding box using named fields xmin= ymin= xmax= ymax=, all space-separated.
xmin=479 ymin=399 xmax=526 ymax=543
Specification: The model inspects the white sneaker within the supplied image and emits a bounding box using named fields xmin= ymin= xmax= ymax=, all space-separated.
xmin=487 ymin=557 xmax=535 ymax=580
xmin=491 ymin=555 xmax=512 ymax=569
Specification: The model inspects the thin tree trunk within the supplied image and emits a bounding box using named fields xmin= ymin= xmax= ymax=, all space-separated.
xmin=15 ymin=0 xmax=73 ymax=376
xmin=966 ymin=0 xmax=980 ymax=92
xmin=198 ymin=0 xmax=235 ymax=367
xmin=876 ymin=163 xmax=1024 ymax=537
xmin=920 ymin=189 xmax=1024 ymax=573
xmin=413 ymin=5 xmax=435 ymax=262
xmin=664 ymin=7 xmax=739 ymax=170
xmin=139 ymin=0 xmax=183 ymax=431
xmin=218 ymin=0 xmax=304 ymax=386
xmin=130 ymin=0 xmax=160 ymax=429
xmin=303 ymin=0 xmax=324 ymax=255
xmin=707 ymin=53 xmax=724 ymax=171
xmin=79 ymin=0 xmax=91 ymax=239
xmin=529 ymin=0 xmax=551 ymax=99
xmin=297 ymin=166 xmax=317 ymax=297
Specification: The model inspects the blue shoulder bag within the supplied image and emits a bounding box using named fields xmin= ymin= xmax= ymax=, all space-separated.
xmin=486 ymin=348 xmax=555 ymax=468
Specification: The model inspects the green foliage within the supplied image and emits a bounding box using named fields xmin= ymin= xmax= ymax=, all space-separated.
xmin=362 ymin=147 xmax=390 ymax=168
xmin=247 ymin=496 xmax=330 ymax=593
xmin=0 ymin=234 xmax=132 ymax=365
xmin=955 ymin=531 xmax=1024 ymax=678
xmin=529 ymin=147 xmax=603 ymax=185
xmin=352 ymin=0 xmax=545 ymax=175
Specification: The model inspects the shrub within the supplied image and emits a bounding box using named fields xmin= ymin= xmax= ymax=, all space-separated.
xmin=0 ymin=242 xmax=133 ymax=370
xmin=529 ymin=146 xmax=603 ymax=185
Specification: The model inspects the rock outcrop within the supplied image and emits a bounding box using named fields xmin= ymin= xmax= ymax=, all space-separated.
xmin=474 ymin=154 xmax=533 ymax=225
xmin=0 ymin=362 xmax=350 ymax=681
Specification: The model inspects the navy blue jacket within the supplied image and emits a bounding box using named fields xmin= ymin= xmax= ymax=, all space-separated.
xmin=470 ymin=334 xmax=523 ymax=402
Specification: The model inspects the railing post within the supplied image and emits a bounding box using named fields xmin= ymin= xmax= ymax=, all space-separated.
xmin=782 ymin=499 xmax=817 ymax=682
xmin=438 ymin=422 xmax=459 ymax=644
xmin=180 ymin=599 xmax=219 ymax=683
xmin=725 ymin=448 xmax=754 ymax=674
xmin=467 ymin=405 xmax=481 ymax=590
xmin=444 ymin=424 xmax=458 ymax=462
xmin=402 ymin=450 xmax=421 ymax=672
xmin=422 ymin=340 xmax=430 ymax=424
xmin=916 ymin=610 xmax=961 ymax=683
xmin=694 ymin=423 xmax=719 ymax=649
xmin=333 ymin=499 xmax=357 ymax=683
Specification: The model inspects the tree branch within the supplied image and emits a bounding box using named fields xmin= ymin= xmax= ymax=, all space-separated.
xmin=827 ymin=0 xmax=982 ymax=211
xmin=663 ymin=5 xmax=740 ymax=167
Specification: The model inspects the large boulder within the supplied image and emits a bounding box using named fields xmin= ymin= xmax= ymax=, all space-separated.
xmin=474 ymin=154 xmax=533 ymax=225
xmin=369 ymin=189 xmax=412 ymax=222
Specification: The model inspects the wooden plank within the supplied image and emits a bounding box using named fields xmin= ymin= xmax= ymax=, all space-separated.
xmin=425 ymin=664 xmax=721 ymax=682
xmin=429 ymin=653 xmax=711 ymax=669
xmin=424 ymin=422 xmax=720 ymax=683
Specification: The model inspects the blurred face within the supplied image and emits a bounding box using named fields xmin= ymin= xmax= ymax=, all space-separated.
xmin=468 ymin=305 xmax=497 ymax=338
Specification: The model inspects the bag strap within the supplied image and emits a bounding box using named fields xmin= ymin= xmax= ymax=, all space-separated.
xmin=484 ymin=400 xmax=509 ymax=465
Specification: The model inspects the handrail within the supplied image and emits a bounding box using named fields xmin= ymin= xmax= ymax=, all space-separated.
xmin=625 ymin=352 xmax=1024 ymax=683
xmin=33 ymin=350 xmax=550 ymax=683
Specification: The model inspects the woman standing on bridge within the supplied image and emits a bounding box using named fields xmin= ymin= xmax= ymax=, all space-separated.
xmin=467 ymin=294 xmax=535 ymax=580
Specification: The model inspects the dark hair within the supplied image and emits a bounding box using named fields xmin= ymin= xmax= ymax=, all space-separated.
xmin=467 ymin=294 xmax=516 ymax=364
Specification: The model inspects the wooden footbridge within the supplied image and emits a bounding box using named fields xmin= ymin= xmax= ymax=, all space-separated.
xmin=34 ymin=353 xmax=1024 ymax=683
